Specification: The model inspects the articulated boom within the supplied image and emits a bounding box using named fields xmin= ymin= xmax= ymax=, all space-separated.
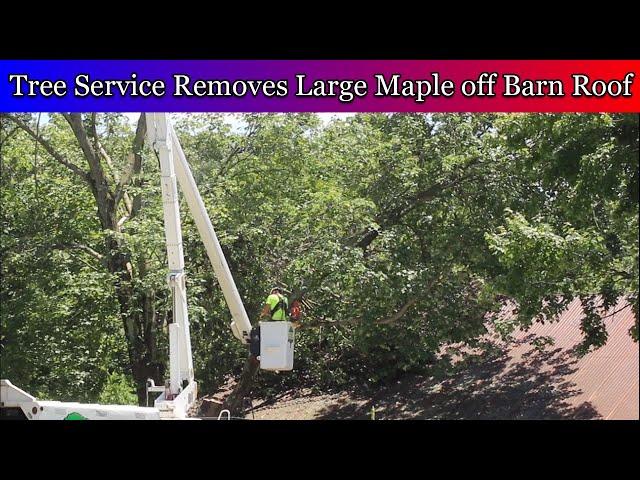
xmin=145 ymin=113 xmax=195 ymax=418
xmin=145 ymin=113 xmax=254 ymax=418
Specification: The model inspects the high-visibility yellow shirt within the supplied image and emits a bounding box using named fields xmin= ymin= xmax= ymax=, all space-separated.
xmin=266 ymin=293 xmax=288 ymax=320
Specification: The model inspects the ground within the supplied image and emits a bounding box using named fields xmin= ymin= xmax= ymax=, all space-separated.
xmin=197 ymin=301 xmax=639 ymax=420
xmin=242 ymin=340 xmax=604 ymax=420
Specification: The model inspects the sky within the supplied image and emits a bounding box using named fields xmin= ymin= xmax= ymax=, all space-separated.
xmin=34 ymin=112 xmax=356 ymax=134
xmin=123 ymin=112 xmax=354 ymax=130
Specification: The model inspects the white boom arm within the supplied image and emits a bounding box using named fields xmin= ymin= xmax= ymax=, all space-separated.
xmin=145 ymin=113 xmax=253 ymax=417
xmin=169 ymin=124 xmax=253 ymax=344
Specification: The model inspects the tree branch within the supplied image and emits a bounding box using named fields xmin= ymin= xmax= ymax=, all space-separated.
xmin=63 ymin=113 xmax=104 ymax=179
xmin=376 ymin=297 xmax=419 ymax=324
xmin=600 ymin=302 xmax=632 ymax=320
xmin=354 ymin=157 xmax=483 ymax=250
xmin=0 ymin=124 xmax=21 ymax=146
xmin=49 ymin=242 xmax=106 ymax=263
xmin=63 ymin=113 xmax=116 ymax=229
xmin=297 ymin=317 xmax=359 ymax=330
xmin=90 ymin=113 xmax=117 ymax=184
xmin=1 ymin=114 xmax=90 ymax=182
xmin=114 ymin=153 xmax=135 ymax=213
xmin=121 ymin=113 xmax=147 ymax=219
xmin=298 ymin=296 xmax=419 ymax=330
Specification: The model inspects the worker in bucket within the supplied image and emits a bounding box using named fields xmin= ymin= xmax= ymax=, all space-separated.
xmin=259 ymin=286 xmax=302 ymax=326
xmin=260 ymin=286 xmax=289 ymax=322
xmin=250 ymin=287 xmax=288 ymax=359
xmin=249 ymin=286 xmax=302 ymax=360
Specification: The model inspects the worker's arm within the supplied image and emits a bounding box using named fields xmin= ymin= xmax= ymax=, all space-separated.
xmin=261 ymin=293 xmax=280 ymax=319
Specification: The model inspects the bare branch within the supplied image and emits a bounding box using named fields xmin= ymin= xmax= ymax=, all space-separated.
xmin=117 ymin=215 xmax=130 ymax=228
xmin=377 ymin=297 xmax=418 ymax=324
xmin=117 ymin=113 xmax=147 ymax=219
xmin=1 ymin=114 xmax=90 ymax=182
xmin=63 ymin=114 xmax=101 ymax=170
xmin=114 ymin=153 xmax=135 ymax=211
xmin=299 ymin=274 xmax=440 ymax=331
xmin=90 ymin=113 xmax=117 ymax=183
xmin=49 ymin=242 xmax=105 ymax=263
xmin=63 ymin=113 xmax=116 ymax=230
xmin=298 ymin=297 xmax=419 ymax=330
xmin=600 ymin=302 xmax=632 ymax=320
xmin=133 ymin=113 xmax=147 ymax=154
xmin=297 ymin=317 xmax=359 ymax=330
xmin=354 ymin=157 xmax=483 ymax=250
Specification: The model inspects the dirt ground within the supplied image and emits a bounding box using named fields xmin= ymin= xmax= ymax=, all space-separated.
xmin=242 ymin=339 xmax=608 ymax=420
xmin=209 ymin=299 xmax=639 ymax=420
xmin=245 ymin=389 xmax=368 ymax=420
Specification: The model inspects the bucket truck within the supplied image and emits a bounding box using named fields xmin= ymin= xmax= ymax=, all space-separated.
xmin=0 ymin=113 xmax=295 ymax=420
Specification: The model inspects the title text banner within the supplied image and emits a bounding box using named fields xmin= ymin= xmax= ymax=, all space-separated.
xmin=1 ymin=60 xmax=638 ymax=112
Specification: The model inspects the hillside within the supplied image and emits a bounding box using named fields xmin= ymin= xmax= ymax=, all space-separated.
xmin=240 ymin=299 xmax=639 ymax=420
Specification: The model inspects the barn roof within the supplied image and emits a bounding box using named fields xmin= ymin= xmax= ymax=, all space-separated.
xmin=493 ymin=296 xmax=638 ymax=419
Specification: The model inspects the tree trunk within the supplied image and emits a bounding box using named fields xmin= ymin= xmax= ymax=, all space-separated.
xmin=4 ymin=113 xmax=159 ymax=406
xmin=222 ymin=355 xmax=260 ymax=415
xmin=73 ymin=113 xmax=160 ymax=406
xmin=203 ymin=354 xmax=260 ymax=417
xmin=106 ymin=237 xmax=161 ymax=405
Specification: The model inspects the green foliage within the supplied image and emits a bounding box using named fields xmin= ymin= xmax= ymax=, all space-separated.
xmin=97 ymin=372 xmax=138 ymax=405
xmin=531 ymin=335 xmax=555 ymax=352
xmin=485 ymin=114 xmax=638 ymax=352
xmin=1 ymin=112 xmax=637 ymax=403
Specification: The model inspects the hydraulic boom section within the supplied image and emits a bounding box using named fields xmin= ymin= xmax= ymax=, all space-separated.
xmin=145 ymin=113 xmax=254 ymax=416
